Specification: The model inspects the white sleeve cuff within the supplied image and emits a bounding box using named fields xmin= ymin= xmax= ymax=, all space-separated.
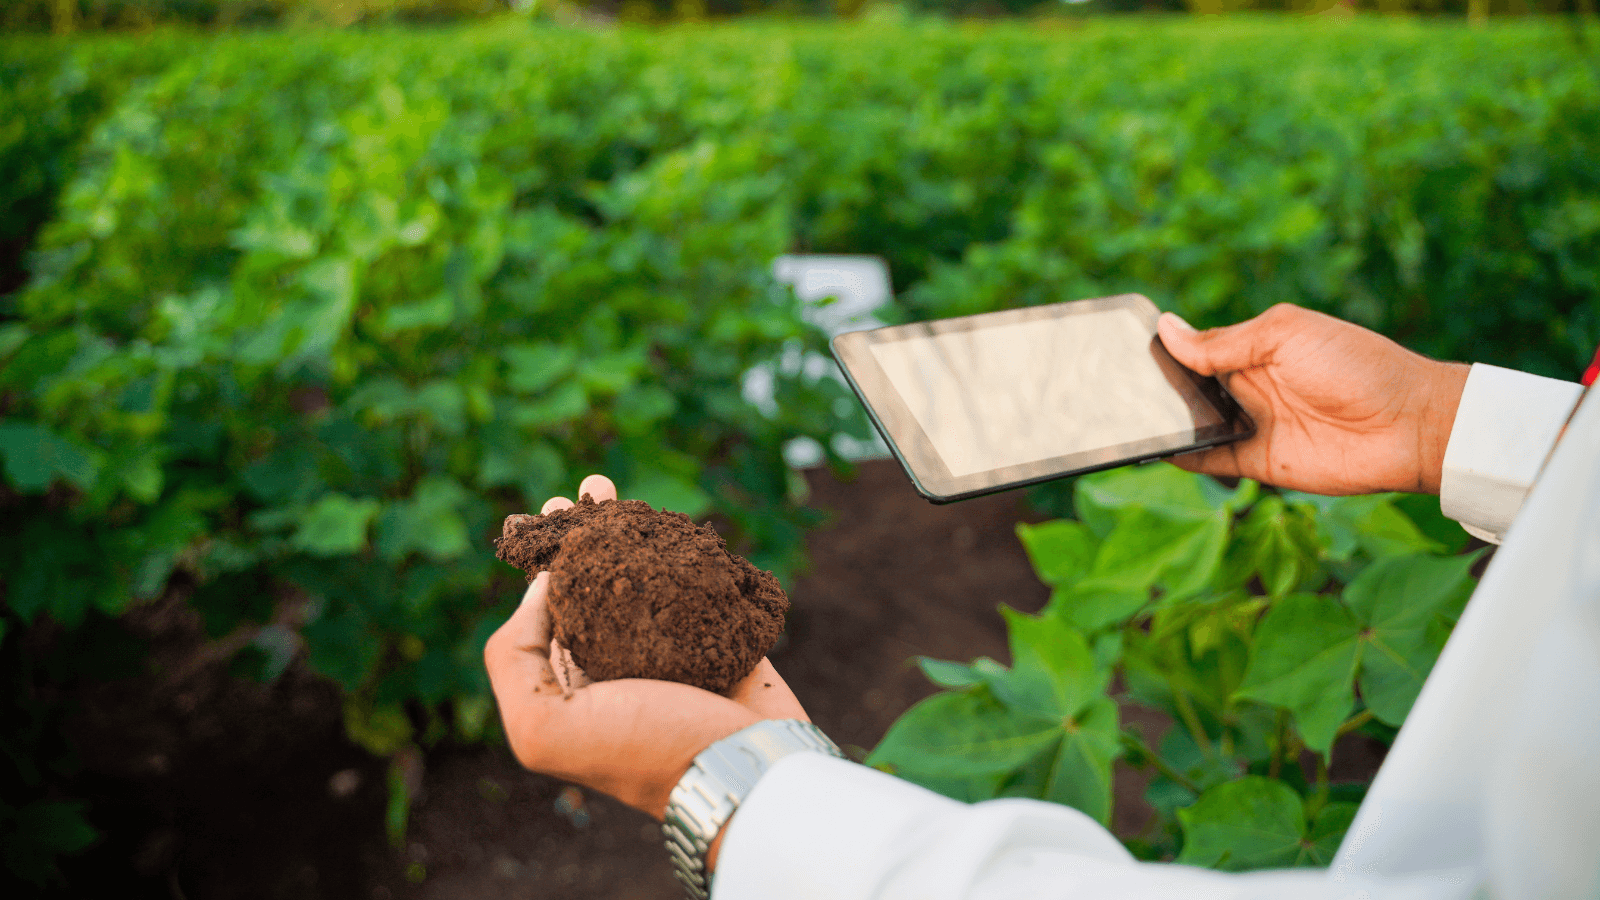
xmin=1440 ymin=363 xmax=1582 ymax=543
xmin=712 ymin=754 xmax=1132 ymax=900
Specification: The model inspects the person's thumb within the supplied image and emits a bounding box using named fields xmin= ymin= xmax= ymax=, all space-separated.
xmin=1158 ymin=311 xmax=1275 ymax=377
xmin=484 ymin=571 xmax=561 ymax=705
xmin=505 ymin=571 xmax=554 ymax=654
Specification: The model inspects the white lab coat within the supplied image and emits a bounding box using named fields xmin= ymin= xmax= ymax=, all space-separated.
xmin=715 ymin=364 xmax=1600 ymax=900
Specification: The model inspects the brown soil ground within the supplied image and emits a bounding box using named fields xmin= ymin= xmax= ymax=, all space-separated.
xmin=57 ymin=459 xmax=1384 ymax=899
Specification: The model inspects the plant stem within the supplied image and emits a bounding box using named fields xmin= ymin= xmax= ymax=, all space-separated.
xmin=1171 ymin=687 xmax=1214 ymax=760
xmin=1306 ymin=753 xmax=1332 ymax=821
xmin=1120 ymin=731 xmax=1201 ymax=796
xmin=1268 ymin=708 xmax=1288 ymax=780
xmin=1335 ymin=709 xmax=1374 ymax=738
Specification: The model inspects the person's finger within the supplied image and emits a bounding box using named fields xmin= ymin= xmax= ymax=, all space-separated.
xmin=1156 ymin=312 xmax=1208 ymax=371
xmin=541 ymin=496 xmax=574 ymax=514
xmin=578 ymin=473 xmax=618 ymax=503
xmin=1158 ymin=308 xmax=1286 ymax=377
xmin=1167 ymin=444 xmax=1244 ymax=480
xmin=726 ymin=658 xmax=809 ymax=721
xmin=484 ymin=573 xmax=562 ymax=711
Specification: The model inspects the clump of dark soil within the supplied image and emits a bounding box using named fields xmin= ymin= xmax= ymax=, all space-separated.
xmin=493 ymin=497 xmax=787 ymax=695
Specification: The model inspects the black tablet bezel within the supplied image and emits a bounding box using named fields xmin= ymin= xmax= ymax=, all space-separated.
xmin=829 ymin=294 xmax=1255 ymax=504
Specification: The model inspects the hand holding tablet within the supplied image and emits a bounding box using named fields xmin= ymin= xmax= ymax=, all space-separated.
xmin=830 ymin=294 xmax=1255 ymax=503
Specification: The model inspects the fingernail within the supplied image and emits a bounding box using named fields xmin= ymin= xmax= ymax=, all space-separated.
xmin=1160 ymin=312 xmax=1197 ymax=334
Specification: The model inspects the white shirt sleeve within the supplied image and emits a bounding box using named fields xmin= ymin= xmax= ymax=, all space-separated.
xmin=715 ymin=754 xmax=1470 ymax=900
xmin=1439 ymin=364 xmax=1582 ymax=544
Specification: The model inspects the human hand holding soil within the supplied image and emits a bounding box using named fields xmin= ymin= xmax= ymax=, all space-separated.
xmin=494 ymin=475 xmax=788 ymax=694
xmin=1157 ymin=303 xmax=1470 ymax=496
xmin=482 ymin=474 xmax=808 ymax=829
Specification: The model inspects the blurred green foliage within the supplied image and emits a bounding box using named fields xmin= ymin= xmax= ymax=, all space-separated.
xmin=3 ymin=0 xmax=515 ymax=32
xmin=5 ymin=0 xmax=1595 ymax=33
xmin=882 ymin=21 xmax=1600 ymax=377
xmin=0 ymin=34 xmax=181 ymax=294
xmin=0 ymin=16 xmax=1597 ymax=882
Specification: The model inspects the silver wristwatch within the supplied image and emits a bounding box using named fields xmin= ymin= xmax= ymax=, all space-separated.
xmin=662 ymin=719 xmax=844 ymax=899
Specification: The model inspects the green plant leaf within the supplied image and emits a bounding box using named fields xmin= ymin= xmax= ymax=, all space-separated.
xmin=613 ymin=384 xmax=677 ymax=434
xmin=1090 ymin=507 xmax=1229 ymax=602
xmin=1177 ymin=776 xmax=1305 ymax=871
xmin=997 ymin=607 xmax=1106 ymax=720
xmin=1304 ymin=801 xmax=1359 ymax=866
xmin=377 ymin=292 xmax=454 ymax=335
xmin=1145 ymin=777 xmax=1198 ymax=823
xmin=509 ymin=381 xmax=588 ymax=427
xmin=1344 ymin=553 xmax=1478 ymax=725
xmin=453 ymin=693 xmax=494 ymax=744
xmin=1015 ymin=520 xmax=1097 ymax=586
xmin=1227 ymin=495 xmax=1323 ymax=598
xmin=867 ymin=689 xmax=1061 ymax=779
xmin=1234 ymin=593 xmax=1361 ymax=754
xmin=414 ymin=380 xmax=467 ymax=435
xmin=629 ymin=469 xmax=712 ymax=519
xmin=577 ymin=345 xmax=648 ymax=395
xmin=1349 ymin=502 xmax=1445 ymax=559
xmin=1287 ymin=493 xmax=1441 ymax=561
xmin=1076 ymin=466 xmax=1252 ymax=536
xmin=1046 ymin=577 xmax=1150 ymax=633
xmin=1044 ymin=696 xmax=1121 ymax=825
xmin=881 ymin=768 xmax=1010 ymax=805
xmin=1357 ymin=623 xmax=1444 ymax=727
xmin=240 ymin=443 xmax=323 ymax=505
xmin=375 ymin=475 xmax=471 ymax=562
xmin=0 ymin=422 xmax=103 ymax=493
xmin=117 ymin=498 xmax=208 ymax=602
xmin=1158 ymin=724 xmax=1244 ymax=793
xmin=1343 ymin=552 xmax=1478 ymax=632
xmin=1391 ymin=493 xmax=1470 ymax=554
xmin=304 ymin=604 xmax=382 ymax=693
xmin=2 ymin=800 xmax=98 ymax=884
xmin=503 ymin=343 xmax=579 ymax=394
xmin=292 ymin=493 xmax=380 ymax=556
xmin=477 ymin=425 xmax=560 ymax=491
xmin=916 ymin=657 xmax=981 ymax=690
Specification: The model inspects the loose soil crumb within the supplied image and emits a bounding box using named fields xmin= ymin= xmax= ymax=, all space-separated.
xmin=493 ymin=497 xmax=787 ymax=694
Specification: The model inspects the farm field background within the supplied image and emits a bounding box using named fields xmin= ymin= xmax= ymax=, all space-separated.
xmin=2 ymin=13 xmax=1598 ymax=895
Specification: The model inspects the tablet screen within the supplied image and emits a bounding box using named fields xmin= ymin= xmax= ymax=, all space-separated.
xmin=868 ymin=307 xmax=1222 ymax=477
xmin=832 ymin=295 xmax=1252 ymax=502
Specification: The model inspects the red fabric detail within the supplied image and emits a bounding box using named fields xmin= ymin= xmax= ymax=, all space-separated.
xmin=1585 ymin=345 xmax=1600 ymax=388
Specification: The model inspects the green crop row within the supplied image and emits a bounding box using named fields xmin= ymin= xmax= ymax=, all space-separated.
xmin=1 ymin=16 xmax=1597 ymax=882
xmin=0 ymin=33 xmax=183 ymax=293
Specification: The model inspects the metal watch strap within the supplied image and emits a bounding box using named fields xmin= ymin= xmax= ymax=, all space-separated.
xmin=662 ymin=718 xmax=844 ymax=900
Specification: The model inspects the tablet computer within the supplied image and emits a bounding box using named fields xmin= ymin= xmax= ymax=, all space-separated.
xmin=829 ymin=294 xmax=1254 ymax=503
